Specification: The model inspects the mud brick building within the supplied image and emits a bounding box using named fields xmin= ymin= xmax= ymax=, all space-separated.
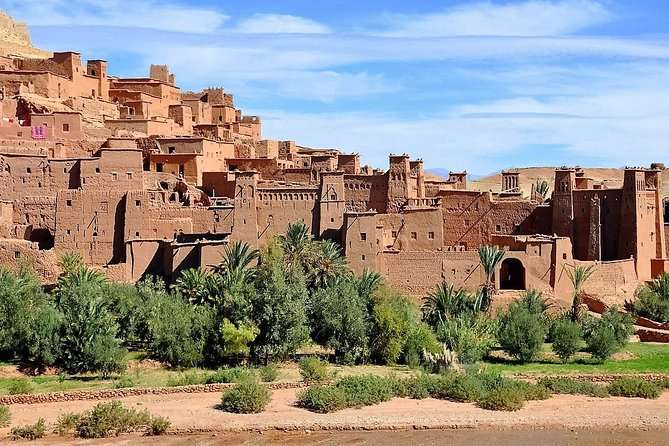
xmin=0 ymin=11 xmax=666 ymax=304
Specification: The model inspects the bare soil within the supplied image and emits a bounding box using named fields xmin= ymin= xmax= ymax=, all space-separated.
xmin=2 ymin=388 xmax=668 ymax=444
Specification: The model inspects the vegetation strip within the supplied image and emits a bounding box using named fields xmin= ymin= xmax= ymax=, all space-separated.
xmin=0 ymin=381 xmax=306 ymax=406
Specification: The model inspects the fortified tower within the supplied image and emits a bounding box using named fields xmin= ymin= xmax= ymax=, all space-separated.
xmin=319 ymin=171 xmax=345 ymax=240
xmin=552 ymin=167 xmax=576 ymax=239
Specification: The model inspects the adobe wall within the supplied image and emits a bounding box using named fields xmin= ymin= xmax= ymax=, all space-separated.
xmin=80 ymin=149 xmax=144 ymax=190
xmin=0 ymin=238 xmax=59 ymax=282
xmin=226 ymin=158 xmax=283 ymax=180
xmin=255 ymin=187 xmax=319 ymax=244
xmin=344 ymin=174 xmax=388 ymax=212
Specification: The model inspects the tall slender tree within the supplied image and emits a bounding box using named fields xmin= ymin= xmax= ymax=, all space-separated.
xmin=566 ymin=264 xmax=596 ymax=321
xmin=478 ymin=245 xmax=505 ymax=310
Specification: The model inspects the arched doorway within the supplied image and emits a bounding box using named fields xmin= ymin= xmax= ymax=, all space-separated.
xmin=500 ymin=258 xmax=525 ymax=290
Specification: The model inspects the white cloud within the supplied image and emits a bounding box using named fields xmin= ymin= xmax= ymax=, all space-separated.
xmin=235 ymin=14 xmax=331 ymax=34
xmin=374 ymin=0 xmax=612 ymax=37
xmin=3 ymin=0 xmax=228 ymax=34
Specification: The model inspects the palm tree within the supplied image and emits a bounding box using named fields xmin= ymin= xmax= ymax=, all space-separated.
xmin=565 ymin=264 xmax=596 ymax=321
xmin=171 ymin=268 xmax=212 ymax=305
xmin=58 ymin=251 xmax=85 ymax=275
xmin=307 ymin=240 xmax=350 ymax=288
xmin=355 ymin=269 xmax=382 ymax=302
xmin=422 ymin=281 xmax=474 ymax=328
xmin=478 ymin=245 xmax=505 ymax=310
xmin=647 ymin=273 xmax=669 ymax=299
xmin=279 ymin=221 xmax=312 ymax=268
xmin=215 ymin=241 xmax=259 ymax=290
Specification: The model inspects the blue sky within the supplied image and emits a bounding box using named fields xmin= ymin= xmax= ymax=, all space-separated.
xmin=3 ymin=0 xmax=669 ymax=175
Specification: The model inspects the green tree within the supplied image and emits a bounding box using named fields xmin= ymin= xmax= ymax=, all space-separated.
xmin=57 ymin=279 xmax=126 ymax=375
xmin=279 ymin=221 xmax=312 ymax=268
xmin=306 ymin=240 xmax=350 ymax=289
xmin=370 ymin=290 xmax=420 ymax=364
xmin=146 ymin=293 xmax=213 ymax=367
xmin=215 ymin=241 xmax=259 ymax=291
xmin=551 ymin=318 xmax=582 ymax=362
xmin=309 ymin=279 xmax=369 ymax=362
xmin=478 ymin=245 xmax=505 ymax=310
xmin=220 ymin=319 xmax=259 ymax=356
xmin=565 ymin=264 xmax=596 ymax=321
xmin=251 ymin=246 xmax=310 ymax=361
xmin=631 ymin=273 xmax=669 ymax=323
xmin=497 ymin=300 xmax=547 ymax=363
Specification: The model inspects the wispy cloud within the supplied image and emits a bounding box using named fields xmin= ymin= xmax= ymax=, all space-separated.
xmin=235 ymin=14 xmax=331 ymax=34
xmin=3 ymin=0 xmax=228 ymax=34
xmin=372 ymin=0 xmax=612 ymax=37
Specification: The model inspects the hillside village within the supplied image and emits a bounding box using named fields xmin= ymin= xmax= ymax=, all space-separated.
xmin=0 ymin=11 xmax=667 ymax=307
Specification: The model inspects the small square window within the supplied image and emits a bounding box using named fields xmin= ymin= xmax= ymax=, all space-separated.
xmin=14 ymin=251 xmax=20 ymax=259
xmin=66 ymin=229 xmax=71 ymax=235
xmin=330 ymin=217 xmax=335 ymax=223
xmin=360 ymin=232 xmax=367 ymax=241
xmin=562 ymin=253 xmax=567 ymax=260
xmin=112 ymin=172 xmax=118 ymax=181
xmin=135 ymin=200 xmax=141 ymax=207
xmin=66 ymin=199 xmax=72 ymax=207
xmin=127 ymin=172 xmax=133 ymax=180
xmin=168 ymin=146 xmax=176 ymax=154
xmin=95 ymin=167 xmax=100 ymax=173
xmin=411 ymin=232 xmax=417 ymax=240
xmin=428 ymin=231 xmax=435 ymax=240
xmin=361 ymin=255 xmax=366 ymax=261
xmin=62 ymin=123 xmax=70 ymax=132
xmin=495 ymin=224 xmax=502 ymax=232
xmin=26 ymin=167 xmax=31 ymax=173
xmin=63 ymin=168 xmax=67 ymax=173
xmin=135 ymin=231 xmax=140 ymax=237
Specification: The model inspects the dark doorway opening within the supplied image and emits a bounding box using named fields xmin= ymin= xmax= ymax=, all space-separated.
xmin=29 ymin=228 xmax=54 ymax=250
xmin=500 ymin=258 xmax=526 ymax=290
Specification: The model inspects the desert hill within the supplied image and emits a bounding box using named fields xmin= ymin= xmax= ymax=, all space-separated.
xmin=0 ymin=11 xmax=50 ymax=59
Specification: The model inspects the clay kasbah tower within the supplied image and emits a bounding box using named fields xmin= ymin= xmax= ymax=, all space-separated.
xmin=0 ymin=10 xmax=667 ymax=304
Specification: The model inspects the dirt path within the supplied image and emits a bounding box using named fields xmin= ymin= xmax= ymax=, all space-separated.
xmin=2 ymin=389 xmax=669 ymax=443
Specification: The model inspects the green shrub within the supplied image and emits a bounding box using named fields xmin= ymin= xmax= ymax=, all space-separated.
xmin=55 ymin=412 xmax=81 ymax=435
xmin=430 ymin=372 xmax=483 ymax=402
xmin=259 ymin=363 xmax=279 ymax=382
xmin=437 ymin=315 xmax=496 ymax=364
xmin=551 ymin=319 xmax=582 ymax=362
xmin=7 ymin=378 xmax=33 ymax=395
xmin=75 ymin=401 xmax=152 ymax=438
xmin=297 ymin=385 xmax=347 ymax=413
xmin=538 ymin=377 xmax=608 ymax=397
xmin=11 ymin=418 xmax=46 ymax=440
xmin=166 ymin=371 xmax=207 ymax=387
xmin=206 ymin=367 xmax=255 ymax=384
xmin=631 ymin=274 xmax=669 ymax=323
xmin=403 ymin=322 xmax=441 ymax=368
xmin=476 ymin=385 xmax=525 ymax=411
xmin=370 ymin=290 xmax=420 ymax=364
xmin=497 ymin=303 xmax=547 ymax=363
xmin=147 ymin=416 xmax=170 ymax=436
xmin=298 ymin=357 xmax=330 ymax=383
xmin=508 ymin=380 xmax=551 ymax=401
xmin=113 ymin=375 xmax=135 ymax=389
xmin=584 ymin=309 xmax=633 ymax=362
xmin=0 ymin=405 xmax=10 ymax=428
xmin=608 ymin=378 xmax=661 ymax=399
xmin=336 ymin=375 xmax=395 ymax=407
xmin=220 ymin=380 xmax=271 ymax=413
xmin=402 ymin=374 xmax=437 ymax=399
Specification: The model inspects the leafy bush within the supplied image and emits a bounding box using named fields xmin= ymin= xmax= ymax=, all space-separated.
xmin=428 ymin=373 xmax=480 ymax=402
xmin=403 ymin=322 xmax=441 ymax=367
xmin=336 ymin=375 xmax=395 ymax=407
xmin=57 ymin=278 xmax=127 ymax=376
xmin=497 ymin=303 xmax=547 ymax=363
xmin=7 ymin=378 xmax=33 ymax=395
xmin=297 ymin=385 xmax=348 ymax=413
xmin=400 ymin=374 xmax=436 ymax=399
xmin=0 ymin=405 xmax=10 ymax=427
xmin=206 ymin=367 xmax=255 ymax=384
xmin=608 ymin=377 xmax=661 ymax=399
xmin=146 ymin=293 xmax=213 ymax=368
xmin=113 ymin=375 xmax=135 ymax=389
xmin=299 ymin=357 xmax=330 ymax=383
xmin=551 ymin=319 xmax=582 ymax=362
xmin=538 ymin=377 xmax=608 ymax=397
xmin=370 ymin=290 xmax=421 ymax=364
xmin=55 ymin=412 xmax=81 ymax=435
xmin=583 ymin=309 xmax=633 ymax=362
xmin=219 ymin=380 xmax=271 ymax=413
xmin=437 ymin=315 xmax=496 ymax=364
xmin=298 ymin=375 xmax=395 ymax=412
xmin=631 ymin=274 xmax=669 ymax=323
xmin=147 ymin=416 xmax=171 ymax=436
xmin=11 ymin=418 xmax=46 ymax=440
xmin=476 ymin=385 xmax=525 ymax=411
xmin=259 ymin=363 xmax=279 ymax=382
xmin=308 ymin=279 xmax=369 ymax=362
xmin=75 ymin=401 xmax=154 ymax=438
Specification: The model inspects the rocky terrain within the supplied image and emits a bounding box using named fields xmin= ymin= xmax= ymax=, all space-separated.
xmin=0 ymin=11 xmax=49 ymax=59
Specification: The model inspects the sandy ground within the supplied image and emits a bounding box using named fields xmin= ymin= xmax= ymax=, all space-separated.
xmin=1 ymin=388 xmax=669 ymax=444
